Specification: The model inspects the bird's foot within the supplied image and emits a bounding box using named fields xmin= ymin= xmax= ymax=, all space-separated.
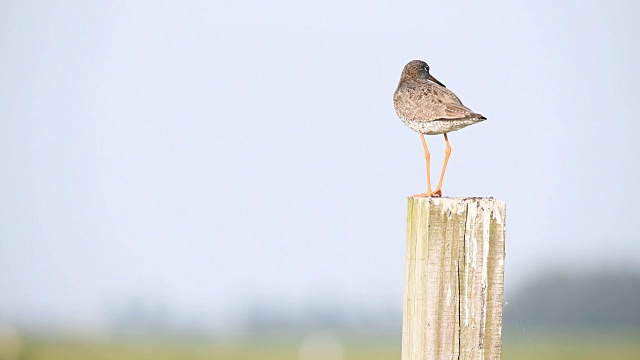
xmin=411 ymin=191 xmax=441 ymax=198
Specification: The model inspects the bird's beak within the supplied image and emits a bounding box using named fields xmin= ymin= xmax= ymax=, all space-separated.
xmin=428 ymin=74 xmax=445 ymax=87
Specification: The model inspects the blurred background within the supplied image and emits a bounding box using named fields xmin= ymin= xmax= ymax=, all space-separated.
xmin=1 ymin=1 xmax=639 ymax=359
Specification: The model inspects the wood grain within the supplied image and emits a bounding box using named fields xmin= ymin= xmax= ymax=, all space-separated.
xmin=402 ymin=197 xmax=506 ymax=360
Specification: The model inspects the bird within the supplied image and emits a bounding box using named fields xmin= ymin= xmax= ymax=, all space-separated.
xmin=393 ymin=60 xmax=486 ymax=197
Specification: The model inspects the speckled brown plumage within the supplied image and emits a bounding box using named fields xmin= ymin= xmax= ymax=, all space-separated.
xmin=393 ymin=60 xmax=486 ymax=197
xmin=393 ymin=60 xmax=486 ymax=135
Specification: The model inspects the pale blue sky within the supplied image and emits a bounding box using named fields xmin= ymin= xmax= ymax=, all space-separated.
xmin=1 ymin=0 xmax=639 ymax=331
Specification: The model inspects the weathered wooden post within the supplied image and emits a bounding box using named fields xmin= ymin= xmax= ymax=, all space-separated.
xmin=402 ymin=197 xmax=506 ymax=360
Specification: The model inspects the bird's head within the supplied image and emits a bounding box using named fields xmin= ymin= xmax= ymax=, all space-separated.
xmin=400 ymin=60 xmax=445 ymax=87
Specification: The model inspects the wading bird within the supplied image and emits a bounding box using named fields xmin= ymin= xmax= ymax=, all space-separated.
xmin=393 ymin=60 xmax=486 ymax=197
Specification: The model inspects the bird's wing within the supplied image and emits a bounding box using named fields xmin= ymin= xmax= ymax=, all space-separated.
xmin=441 ymin=103 xmax=482 ymax=120
xmin=394 ymin=81 xmax=483 ymax=121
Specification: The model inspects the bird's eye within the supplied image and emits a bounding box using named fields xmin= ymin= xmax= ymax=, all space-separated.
xmin=424 ymin=66 xmax=429 ymax=71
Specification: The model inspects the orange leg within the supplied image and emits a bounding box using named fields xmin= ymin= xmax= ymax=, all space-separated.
xmin=432 ymin=133 xmax=451 ymax=197
xmin=413 ymin=134 xmax=436 ymax=198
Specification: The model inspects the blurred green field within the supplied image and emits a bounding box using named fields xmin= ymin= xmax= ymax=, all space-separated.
xmin=2 ymin=333 xmax=640 ymax=360
xmin=3 ymin=339 xmax=399 ymax=360
xmin=502 ymin=331 xmax=640 ymax=360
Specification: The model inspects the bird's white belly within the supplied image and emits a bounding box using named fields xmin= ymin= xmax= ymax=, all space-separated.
xmin=400 ymin=117 xmax=485 ymax=135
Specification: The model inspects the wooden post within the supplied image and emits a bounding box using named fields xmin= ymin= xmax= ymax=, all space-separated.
xmin=402 ymin=197 xmax=506 ymax=360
